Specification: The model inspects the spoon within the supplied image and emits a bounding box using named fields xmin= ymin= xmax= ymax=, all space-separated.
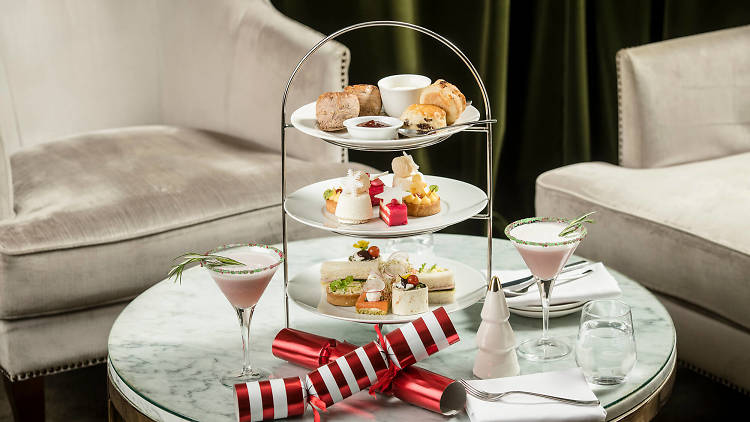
xmin=398 ymin=119 xmax=497 ymax=137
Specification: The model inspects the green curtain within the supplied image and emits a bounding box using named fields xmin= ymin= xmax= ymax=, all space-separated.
xmin=272 ymin=0 xmax=750 ymax=237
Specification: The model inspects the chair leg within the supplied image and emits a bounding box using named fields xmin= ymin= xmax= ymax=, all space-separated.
xmin=3 ymin=376 xmax=45 ymax=422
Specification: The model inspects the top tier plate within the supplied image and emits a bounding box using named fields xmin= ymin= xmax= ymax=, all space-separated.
xmin=290 ymin=102 xmax=481 ymax=151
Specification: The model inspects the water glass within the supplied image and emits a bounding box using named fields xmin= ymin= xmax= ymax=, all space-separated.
xmin=575 ymin=299 xmax=636 ymax=385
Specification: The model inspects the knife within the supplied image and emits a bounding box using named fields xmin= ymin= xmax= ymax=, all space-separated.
xmin=501 ymin=260 xmax=588 ymax=288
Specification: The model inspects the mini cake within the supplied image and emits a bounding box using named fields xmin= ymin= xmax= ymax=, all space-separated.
xmin=403 ymin=174 xmax=441 ymax=217
xmin=335 ymin=170 xmax=373 ymax=224
xmin=356 ymin=273 xmax=388 ymax=315
xmin=400 ymin=104 xmax=447 ymax=132
xmin=368 ymin=172 xmax=387 ymax=205
xmin=391 ymin=274 xmax=428 ymax=316
xmin=391 ymin=152 xmax=419 ymax=192
xmin=416 ymin=263 xmax=455 ymax=304
xmin=323 ymin=187 xmax=342 ymax=214
xmin=418 ymin=79 xmax=467 ymax=125
xmin=375 ymin=186 xmax=409 ymax=227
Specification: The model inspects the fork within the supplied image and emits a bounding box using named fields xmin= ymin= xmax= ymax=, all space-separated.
xmin=458 ymin=379 xmax=601 ymax=406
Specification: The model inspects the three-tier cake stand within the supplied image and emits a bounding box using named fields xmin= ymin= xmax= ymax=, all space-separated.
xmin=279 ymin=21 xmax=495 ymax=328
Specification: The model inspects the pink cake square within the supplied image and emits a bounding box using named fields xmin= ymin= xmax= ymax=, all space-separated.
xmin=379 ymin=199 xmax=407 ymax=226
xmin=369 ymin=178 xmax=384 ymax=205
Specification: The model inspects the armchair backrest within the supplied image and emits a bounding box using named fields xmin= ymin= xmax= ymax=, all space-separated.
xmin=0 ymin=0 xmax=346 ymax=162
xmin=617 ymin=25 xmax=750 ymax=168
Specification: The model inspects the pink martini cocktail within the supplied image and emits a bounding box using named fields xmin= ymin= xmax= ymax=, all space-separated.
xmin=206 ymin=244 xmax=284 ymax=386
xmin=505 ymin=217 xmax=587 ymax=361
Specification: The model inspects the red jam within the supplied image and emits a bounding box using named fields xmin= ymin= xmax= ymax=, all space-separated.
xmin=357 ymin=120 xmax=390 ymax=128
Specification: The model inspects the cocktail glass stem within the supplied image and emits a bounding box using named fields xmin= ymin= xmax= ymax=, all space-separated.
xmin=537 ymin=277 xmax=554 ymax=342
xmin=237 ymin=305 xmax=256 ymax=377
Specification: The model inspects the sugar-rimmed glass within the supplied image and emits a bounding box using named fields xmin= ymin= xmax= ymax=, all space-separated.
xmin=205 ymin=243 xmax=284 ymax=387
xmin=505 ymin=217 xmax=587 ymax=361
xmin=575 ymin=299 xmax=636 ymax=385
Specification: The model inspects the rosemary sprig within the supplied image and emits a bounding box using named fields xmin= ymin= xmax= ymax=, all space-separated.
xmin=168 ymin=253 xmax=245 ymax=284
xmin=558 ymin=211 xmax=596 ymax=237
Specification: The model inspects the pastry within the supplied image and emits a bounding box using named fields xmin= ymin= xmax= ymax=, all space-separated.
xmin=399 ymin=104 xmax=446 ymax=133
xmin=368 ymin=172 xmax=386 ymax=205
xmin=335 ymin=169 xmax=373 ymax=224
xmin=417 ymin=263 xmax=455 ymax=304
xmin=375 ymin=186 xmax=409 ymax=226
xmin=391 ymin=274 xmax=429 ymax=315
xmin=326 ymin=276 xmax=364 ymax=306
xmin=316 ymin=92 xmax=360 ymax=131
xmin=323 ymin=187 xmax=342 ymax=214
xmin=344 ymin=84 xmax=383 ymax=116
xmin=403 ymin=174 xmax=441 ymax=217
xmin=391 ymin=152 xmax=419 ymax=192
xmin=355 ymin=273 xmax=388 ymax=315
xmin=418 ymin=79 xmax=467 ymax=125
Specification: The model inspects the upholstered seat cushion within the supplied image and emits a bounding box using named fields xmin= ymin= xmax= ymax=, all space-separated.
xmin=0 ymin=126 xmax=373 ymax=319
xmin=535 ymin=152 xmax=750 ymax=330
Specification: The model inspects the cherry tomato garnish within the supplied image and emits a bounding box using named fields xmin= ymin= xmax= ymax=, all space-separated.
xmin=368 ymin=246 xmax=380 ymax=259
xmin=406 ymin=274 xmax=419 ymax=285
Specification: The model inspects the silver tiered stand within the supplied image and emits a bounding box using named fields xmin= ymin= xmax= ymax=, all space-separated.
xmin=280 ymin=21 xmax=495 ymax=328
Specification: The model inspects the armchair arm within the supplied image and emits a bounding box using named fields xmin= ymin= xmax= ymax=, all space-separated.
xmin=0 ymin=137 xmax=11 ymax=219
xmin=159 ymin=0 xmax=349 ymax=163
xmin=617 ymin=25 xmax=750 ymax=168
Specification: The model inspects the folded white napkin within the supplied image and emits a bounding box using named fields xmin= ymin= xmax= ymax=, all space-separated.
xmin=465 ymin=367 xmax=606 ymax=422
xmin=492 ymin=263 xmax=621 ymax=308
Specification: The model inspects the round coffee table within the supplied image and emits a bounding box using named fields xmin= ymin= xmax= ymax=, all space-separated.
xmin=107 ymin=234 xmax=675 ymax=421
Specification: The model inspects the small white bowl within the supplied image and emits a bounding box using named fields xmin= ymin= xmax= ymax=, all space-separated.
xmin=343 ymin=116 xmax=403 ymax=140
xmin=377 ymin=74 xmax=431 ymax=117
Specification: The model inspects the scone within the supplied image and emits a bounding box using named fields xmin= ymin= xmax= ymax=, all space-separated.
xmin=399 ymin=104 xmax=447 ymax=133
xmin=316 ymin=92 xmax=360 ymax=131
xmin=418 ymin=79 xmax=466 ymax=125
xmin=344 ymin=84 xmax=382 ymax=116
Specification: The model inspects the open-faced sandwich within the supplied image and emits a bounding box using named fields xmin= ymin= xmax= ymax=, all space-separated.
xmin=355 ymin=273 xmax=389 ymax=315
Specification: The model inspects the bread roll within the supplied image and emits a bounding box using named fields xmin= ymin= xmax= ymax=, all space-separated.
xmin=418 ymin=79 xmax=466 ymax=125
xmin=344 ymin=84 xmax=382 ymax=116
xmin=316 ymin=92 xmax=359 ymax=131
xmin=399 ymin=104 xmax=446 ymax=133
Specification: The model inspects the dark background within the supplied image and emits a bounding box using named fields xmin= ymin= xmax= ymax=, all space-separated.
xmin=273 ymin=0 xmax=750 ymax=237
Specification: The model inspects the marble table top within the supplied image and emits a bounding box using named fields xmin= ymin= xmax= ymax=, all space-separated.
xmin=108 ymin=234 xmax=675 ymax=421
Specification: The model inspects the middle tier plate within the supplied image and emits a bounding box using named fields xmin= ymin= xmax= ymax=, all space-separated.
xmin=284 ymin=174 xmax=488 ymax=238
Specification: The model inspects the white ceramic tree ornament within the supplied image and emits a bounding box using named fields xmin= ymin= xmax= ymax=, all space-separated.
xmin=473 ymin=275 xmax=520 ymax=378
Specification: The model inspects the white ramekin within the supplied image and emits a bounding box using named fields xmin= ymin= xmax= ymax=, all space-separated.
xmin=377 ymin=74 xmax=431 ymax=117
xmin=343 ymin=116 xmax=403 ymax=140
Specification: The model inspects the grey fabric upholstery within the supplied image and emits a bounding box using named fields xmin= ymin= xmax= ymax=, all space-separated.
xmin=0 ymin=126 xmax=374 ymax=320
xmin=617 ymin=25 xmax=750 ymax=168
xmin=0 ymin=302 xmax=127 ymax=381
xmin=0 ymin=0 xmax=360 ymax=379
xmin=536 ymin=25 xmax=750 ymax=391
xmin=0 ymin=0 xmax=347 ymax=161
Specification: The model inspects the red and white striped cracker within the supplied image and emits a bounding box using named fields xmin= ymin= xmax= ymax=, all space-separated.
xmin=306 ymin=340 xmax=388 ymax=407
xmin=384 ymin=306 xmax=459 ymax=368
xmin=234 ymin=377 xmax=307 ymax=422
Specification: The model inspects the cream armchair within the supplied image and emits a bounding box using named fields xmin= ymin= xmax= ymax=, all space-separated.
xmin=536 ymin=25 xmax=750 ymax=391
xmin=0 ymin=1 xmax=369 ymax=420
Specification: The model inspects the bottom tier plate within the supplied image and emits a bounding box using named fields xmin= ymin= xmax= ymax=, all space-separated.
xmin=287 ymin=256 xmax=487 ymax=324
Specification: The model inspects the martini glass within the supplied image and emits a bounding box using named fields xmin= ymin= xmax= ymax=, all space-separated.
xmin=205 ymin=243 xmax=284 ymax=387
xmin=505 ymin=217 xmax=587 ymax=361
